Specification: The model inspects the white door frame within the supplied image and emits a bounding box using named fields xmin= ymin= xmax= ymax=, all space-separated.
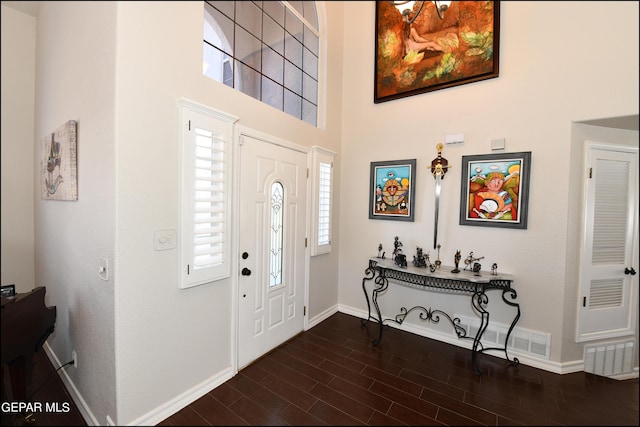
xmin=231 ymin=125 xmax=310 ymax=373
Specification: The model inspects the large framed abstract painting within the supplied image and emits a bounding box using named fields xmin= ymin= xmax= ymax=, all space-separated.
xmin=375 ymin=1 xmax=500 ymax=103
xmin=41 ymin=120 xmax=78 ymax=201
xmin=369 ymin=159 xmax=416 ymax=221
xmin=459 ymin=151 xmax=531 ymax=229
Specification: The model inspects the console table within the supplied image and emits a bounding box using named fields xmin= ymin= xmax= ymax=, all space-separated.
xmin=361 ymin=257 xmax=520 ymax=375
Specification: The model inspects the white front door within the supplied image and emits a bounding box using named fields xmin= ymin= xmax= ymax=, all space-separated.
xmin=237 ymin=134 xmax=307 ymax=369
xmin=577 ymin=142 xmax=639 ymax=341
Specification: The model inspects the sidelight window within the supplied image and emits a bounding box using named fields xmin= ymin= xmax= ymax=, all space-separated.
xmin=179 ymin=99 xmax=237 ymax=289
xmin=310 ymin=146 xmax=336 ymax=256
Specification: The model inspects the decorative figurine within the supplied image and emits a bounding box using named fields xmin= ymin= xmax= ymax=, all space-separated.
xmin=413 ymin=247 xmax=427 ymax=268
xmin=425 ymin=251 xmax=436 ymax=272
xmin=464 ymin=251 xmax=485 ymax=271
xmin=377 ymin=243 xmax=385 ymax=259
xmin=435 ymin=244 xmax=442 ymax=270
xmin=393 ymin=237 xmax=407 ymax=268
xmin=451 ymin=250 xmax=461 ymax=273
xmin=491 ymin=263 xmax=498 ymax=275
xmin=473 ymin=262 xmax=482 ymax=276
xmin=412 ymin=247 xmax=436 ymax=272
xmin=392 ymin=236 xmax=402 ymax=257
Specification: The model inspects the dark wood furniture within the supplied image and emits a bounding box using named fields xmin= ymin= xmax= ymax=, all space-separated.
xmin=1 ymin=287 xmax=57 ymax=405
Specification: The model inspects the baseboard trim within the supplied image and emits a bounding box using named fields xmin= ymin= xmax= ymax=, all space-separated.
xmin=42 ymin=343 xmax=99 ymax=426
xmin=336 ymin=304 xmax=638 ymax=378
xmin=129 ymin=366 xmax=234 ymax=426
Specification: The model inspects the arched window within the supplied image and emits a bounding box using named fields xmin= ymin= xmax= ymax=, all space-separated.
xmin=203 ymin=1 xmax=319 ymax=126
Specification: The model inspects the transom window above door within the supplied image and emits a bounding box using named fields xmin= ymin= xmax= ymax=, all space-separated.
xmin=203 ymin=1 xmax=320 ymax=127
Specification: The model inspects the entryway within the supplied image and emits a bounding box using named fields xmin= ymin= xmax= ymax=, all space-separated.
xmin=237 ymin=133 xmax=308 ymax=369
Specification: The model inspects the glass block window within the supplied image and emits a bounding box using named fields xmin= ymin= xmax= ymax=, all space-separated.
xmin=203 ymin=1 xmax=319 ymax=126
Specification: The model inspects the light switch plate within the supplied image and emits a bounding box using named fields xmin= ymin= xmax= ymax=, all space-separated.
xmin=99 ymin=257 xmax=109 ymax=281
xmin=154 ymin=229 xmax=177 ymax=250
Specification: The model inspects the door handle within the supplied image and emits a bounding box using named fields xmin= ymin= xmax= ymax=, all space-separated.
xmin=625 ymin=267 xmax=636 ymax=275
xmin=241 ymin=268 xmax=252 ymax=276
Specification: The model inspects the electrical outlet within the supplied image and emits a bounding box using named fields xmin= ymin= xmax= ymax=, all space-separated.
xmin=72 ymin=350 xmax=78 ymax=368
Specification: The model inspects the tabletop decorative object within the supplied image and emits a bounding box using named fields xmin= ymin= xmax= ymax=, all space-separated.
xmin=377 ymin=243 xmax=386 ymax=259
xmin=393 ymin=236 xmax=407 ymax=267
xmin=430 ymin=143 xmax=451 ymax=249
xmin=451 ymin=250 xmax=461 ymax=273
xmin=464 ymin=251 xmax=485 ymax=271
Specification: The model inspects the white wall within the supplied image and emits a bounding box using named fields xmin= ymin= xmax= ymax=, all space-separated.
xmin=338 ymin=0 xmax=638 ymax=369
xmin=3 ymin=1 xmax=345 ymax=424
xmin=1 ymin=6 xmax=36 ymax=293
xmin=33 ymin=2 xmax=118 ymax=424
xmin=112 ymin=2 xmax=344 ymax=424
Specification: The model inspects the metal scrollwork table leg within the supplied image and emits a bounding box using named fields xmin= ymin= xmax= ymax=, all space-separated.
xmin=361 ymin=263 xmax=388 ymax=345
xmin=361 ymin=260 xmax=521 ymax=375
xmin=471 ymin=288 xmax=521 ymax=373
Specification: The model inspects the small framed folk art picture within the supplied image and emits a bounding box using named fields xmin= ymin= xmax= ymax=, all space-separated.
xmin=369 ymin=159 xmax=417 ymax=221
xmin=459 ymin=151 xmax=531 ymax=229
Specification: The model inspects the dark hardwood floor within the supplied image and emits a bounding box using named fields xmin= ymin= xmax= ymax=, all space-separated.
xmin=1 ymin=349 xmax=86 ymax=426
xmin=159 ymin=312 xmax=638 ymax=426
xmin=5 ymin=312 xmax=638 ymax=426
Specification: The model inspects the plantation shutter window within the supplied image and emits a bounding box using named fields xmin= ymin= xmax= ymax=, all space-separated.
xmin=179 ymin=98 xmax=238 ymax=289
xmin=317 ymin=161 xmax=332 ymax=246
xmin=310 ymin=146 xmax=336 ymax=256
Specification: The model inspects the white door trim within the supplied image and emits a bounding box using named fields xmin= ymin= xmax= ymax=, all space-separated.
xmin=231 ymin=125 xmax=311 ymax=373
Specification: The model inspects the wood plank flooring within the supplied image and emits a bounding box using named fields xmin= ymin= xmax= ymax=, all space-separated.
xmin=4 ymin=312 xmax=638 ymax=425
xmin=159 ymin=312 xmax=638 ymax=426
xmin=1 ymin=349 xmax=86 ymax=426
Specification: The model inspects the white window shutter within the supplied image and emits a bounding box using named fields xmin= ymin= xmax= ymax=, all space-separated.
xmin=317 ymin=161 xmax=332 ymax=246
xmin=310 ymin=146 xmax=336 ymax=256
xmin=179 ymin=99 xmax=237 ymax=289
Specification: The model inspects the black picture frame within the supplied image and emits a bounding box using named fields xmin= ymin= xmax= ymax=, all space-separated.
xmin=459 ymin=151 xmax=531 ymax=229
xmin=375 ymin=1 xmax=500 ymax=103
xmin=369 ymin=159 xmax=417 ymax=221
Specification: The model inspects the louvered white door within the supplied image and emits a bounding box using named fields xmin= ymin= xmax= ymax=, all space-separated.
xmin=577 ymin=143 xmax=639 ymax=342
